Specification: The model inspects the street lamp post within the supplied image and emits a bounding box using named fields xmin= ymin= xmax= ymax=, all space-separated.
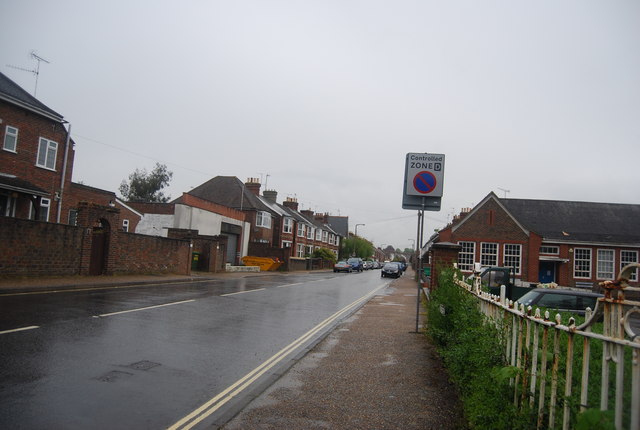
xmin=352 ymin=224 xmax=365 ymax=257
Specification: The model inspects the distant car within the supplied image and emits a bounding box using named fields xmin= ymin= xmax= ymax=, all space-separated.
xmin=347 ymin=257 xmax=364 ymax=272
xmin=363 ymin=261 xmax=373 ymax=270
xmin=381 ymin=262 xmax=402 ymax=278
xmin=518 ymin=288 xmax=603 ymax=316
xmin=333 ymin=261 xmax=352 ymax=273
xmin=372 ymin=261 xmax=380 ymax=269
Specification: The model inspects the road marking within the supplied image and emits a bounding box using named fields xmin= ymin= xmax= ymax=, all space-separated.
xmin=220 ymin=288 xmax=266 ymax=297
xmin=0 ymin=280 xmax=213 ymax=297
xmin=276 ymin=282 xmax=302 ymax=288
xmin=0 ymin=325 xmax=39 ymax=335
xmin=168 ymin=283 xmax=388 ymax=430
xmin=92 ymin=299 xmax=196 ymax=318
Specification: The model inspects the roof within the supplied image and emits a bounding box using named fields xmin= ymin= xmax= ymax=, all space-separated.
xmin=501 ymin=197 xmax=640 ymax=245
xmin=0 ymin=173 xmax=49 ymax=197
xmin=0 ymin=72 xmax=64 ymax=122
xmin=327 ymin=216 xmax=349 ymax=237
xmin=182 ymin=176 xmax=275 ymax=214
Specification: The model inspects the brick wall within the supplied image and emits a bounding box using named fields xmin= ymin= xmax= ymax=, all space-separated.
xmin=109 ymin=231 xmax=190 ymax=275
xmin=0 ymin=217 xmax=84 ymax=276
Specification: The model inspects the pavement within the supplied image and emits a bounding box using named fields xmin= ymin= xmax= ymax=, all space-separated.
xmin=0 ymin=268 xmax=465 ymax=429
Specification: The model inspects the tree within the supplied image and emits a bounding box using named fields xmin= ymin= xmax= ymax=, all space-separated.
xmin=339 ymin=236 xmax=374 ymax=259
xmin=119 ymin=163 xmax=173 ymax=202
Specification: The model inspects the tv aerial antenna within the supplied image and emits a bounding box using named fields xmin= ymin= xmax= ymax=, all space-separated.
xmin=6 ymin=50 xmax=50 ymax=97
xmin=497 ymin=187 xmax=511 ymax=198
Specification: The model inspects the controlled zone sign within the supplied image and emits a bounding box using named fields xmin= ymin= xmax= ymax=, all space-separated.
xmin=402 ymin=153 xmax=445 ymax=211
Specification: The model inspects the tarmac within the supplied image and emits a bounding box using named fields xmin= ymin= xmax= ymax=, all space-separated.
xmin=0 ymin=268 xmax=466 ymax=429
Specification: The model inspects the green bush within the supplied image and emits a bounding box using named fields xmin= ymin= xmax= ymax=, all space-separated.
xmin=426 ymin=267 xmax=528 ymax=430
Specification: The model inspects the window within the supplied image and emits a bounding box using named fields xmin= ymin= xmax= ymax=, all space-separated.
xmin=306 ymin=226 xmax=313 ymax=239
xmin=282 ymin=240 xmax=292 ymax=248
xmin=480 ymin=243 xmax=498 ymax=267
xmin=3 ymin=126 xmax=18 ymax=152
xmin=122 ymin=219 xmax=129 ymax=232
xmin=38 ymin=198 xmax=50 ymax=222
xmin=315 ymin=228 xmax=322 ymax=241
xmin=283 ymin=217 xmax=293 ymax=234
xmin=457 ymin=241 xmax=475 ymax=272
xmin=596 ymin=249 xmax=615 ymax=279
xmin=296 ymin=244 xmax=305 ymax=258
xmin=256 ymin=211 xmax=271 ymax=228
xmin=36 ymin=138 xmax=58 ymax=170
xmin=329 ymin=234 xmax=335 ymax=245
xmin=322 ymin=231 xmax=328 ymax=242
xmin=68 ymin=209 xmax=78 ymax=226
xmin=306 ymin=245 xmax=313 ymax=255
xmin=297 ymin=223 xmax=305 ymax=237
xmin=574 ymin=248 xmax=592 ymax=279
xmin=621 ymin=251 xmax=638 ymax=281
xmin=540 ymin=245 xmax=559 ymax=255
xmin=503 ymin=244 xmax=522 ymax=275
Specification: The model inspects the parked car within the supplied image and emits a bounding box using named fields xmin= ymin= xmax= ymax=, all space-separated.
xmin=333 ymin=261 xmax=352 ymax=273
xmin=347 ymin=257 xmax=364 ymax=272
xmin=381 ymin=262 xmax=402 ymax=278
xmin=517 ymin=288 xmax=603 ymax=316
xmin=363 ymin=261 xmax=373 ymax=270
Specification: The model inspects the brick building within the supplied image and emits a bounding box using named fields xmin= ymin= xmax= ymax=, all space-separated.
xmin=432 ymin=192 xmax=640 ymax=288
xmin=0 ymin=71 xmax=75 ymax=223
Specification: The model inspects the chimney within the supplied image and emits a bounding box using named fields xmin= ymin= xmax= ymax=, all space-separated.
xmin=245 ymin=177 xmax=261 ymax=196
xmin=301 ymin=209 xmax=314 ymax=218
xmin=263 ymin=189 xmax=277 ymax=203
xmin=283 ymin=197 xmax=298 ymax=211
xmin=314 ymin=212 xmax=329 ymax=224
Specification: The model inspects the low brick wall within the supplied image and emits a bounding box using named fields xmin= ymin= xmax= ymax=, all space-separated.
xmin=110 ymin=232 xmax=190 ymax=275
xmin=0 ymin=217 xmax=85 ymax=277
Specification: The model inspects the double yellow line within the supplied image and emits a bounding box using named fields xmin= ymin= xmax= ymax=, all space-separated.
xmin=168 ymin=283 xmax=387 ymax=430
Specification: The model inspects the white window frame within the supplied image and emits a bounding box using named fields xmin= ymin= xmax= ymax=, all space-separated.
xmin=255 ymin=211 xmax=271 ymax=228
xmin=36 ymin=137 xmax=58 ymax=170
xmin=296 ymin=243 xmax=305 ymax=258
xmin=596 ymin=249 xmax=615 ymax=280
xmin=282 ymin=240 xmax=292 ymax=248
xmin=3 ymin=126 xmax=18 ymax=152
xmin=621 ymin=250 xmax=638 ymax=281
xmin=306 ymin=225 xmax=313 ymax=239
xmin=480 ymin=242 xmax=498 ymax=267
xmin=503 ymin=244 xmax=522 ymax=275
xmin=329 ymin=234 xmax=335 ymax=245
xmin=322 ymin=230 xmax=328 ymax=243
xmin=574 ymin=248 xmax=592 ymax=279
xmin=297 ymin=223 xmax=305 ymax=237
xmin=457 ymin=241 xmax=475 ymax=272
xmin=38 ymin=198 xmax=51 ymax=222
xmin=540 ymin=245 xmax=559 ymax=255
xmin=122 ymin=219 xmax=130 ymax=232
xmin=306 ymin=245 xmax=313 ymax=255
xmin=283 ymin=217 xmax=293 ymax=234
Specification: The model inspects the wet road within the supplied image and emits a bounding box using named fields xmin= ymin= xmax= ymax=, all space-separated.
xmin=0 ymin=271 xmax=391 ymax=429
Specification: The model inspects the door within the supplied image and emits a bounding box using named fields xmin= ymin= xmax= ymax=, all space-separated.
xmin=89 ymin=221 xmax=110 ymax=275
xmin=538 ymin=261 xmax=556 ymax=283
xmin=222 ymin=233 xmax=238 ymax=265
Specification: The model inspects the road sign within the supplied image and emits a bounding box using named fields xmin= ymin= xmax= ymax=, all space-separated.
xmin=402 ymin=153 xmax=445 ymax=211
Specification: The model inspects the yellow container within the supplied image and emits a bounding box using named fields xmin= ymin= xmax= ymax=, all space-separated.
xmin=241 ymin=256 xmax=283 ymax=271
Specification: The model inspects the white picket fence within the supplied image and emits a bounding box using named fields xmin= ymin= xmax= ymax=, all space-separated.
xmin=452 ymin=263 xmax=640 ymax=430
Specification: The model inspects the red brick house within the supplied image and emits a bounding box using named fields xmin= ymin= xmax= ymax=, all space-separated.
xmin=1 ymin=71 xmax=75 ymax=223
xmin=434 ymin=192 xmax=640 ymax=288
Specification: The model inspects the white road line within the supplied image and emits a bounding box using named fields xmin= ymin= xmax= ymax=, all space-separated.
xmin=92 ymin=299 xmax=196 ymax=318
xmin=221 ymin=288 xmax=265 ymax=297
xmin=276 ymin=282 xmax=302 ymax=288
xmin=168 ymin=283 xmax=388 ymax=430
xmin=0 ymin=325 xmax=40 ymax=335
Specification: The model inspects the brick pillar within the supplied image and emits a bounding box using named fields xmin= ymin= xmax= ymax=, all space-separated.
xmin=429 ymin=242 xmax=462 ymax=289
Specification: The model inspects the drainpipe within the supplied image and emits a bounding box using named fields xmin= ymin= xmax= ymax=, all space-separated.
xmin=56 ymin=122 xmax=72 ymax=223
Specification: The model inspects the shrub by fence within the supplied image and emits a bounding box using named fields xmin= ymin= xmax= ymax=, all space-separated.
xmin=427 ymin=265 xmax=640 ymax=430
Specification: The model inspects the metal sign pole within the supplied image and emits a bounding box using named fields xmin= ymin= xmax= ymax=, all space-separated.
xmin=415 ymin=208 xmax=423 ymax=333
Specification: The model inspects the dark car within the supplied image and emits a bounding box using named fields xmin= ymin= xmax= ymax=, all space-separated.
xmin=333 ymin=261 xmax=352 ymax=273
xmin=381 ymin=262 xmax=402 ymax=278
xmin=347 ymin=257 xmax=364 ymax=272
xmin=517 ymin=288 xmax=603 ymax=316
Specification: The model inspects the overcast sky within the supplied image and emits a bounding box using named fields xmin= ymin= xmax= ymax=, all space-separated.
xmin=2 ymin=1 xmax=639 ymax=251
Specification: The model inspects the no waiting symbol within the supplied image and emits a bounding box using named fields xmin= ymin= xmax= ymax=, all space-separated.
xmin=413 ymin=171 xmax=437 ymax=194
